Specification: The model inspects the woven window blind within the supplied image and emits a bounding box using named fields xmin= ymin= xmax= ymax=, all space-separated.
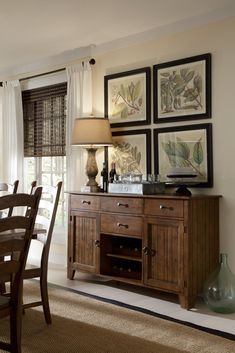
xmin=22 ymin=82 xmax=67 ymax=157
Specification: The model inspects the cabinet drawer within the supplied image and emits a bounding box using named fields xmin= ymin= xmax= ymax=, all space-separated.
xmin=70 ymin=194 xmax=100 ymax=211
xmin=144 ymin=199 xmax=184 ymax=218
xmin=100 ymin=196 xmax=143 ymax=214
xmin=101 ymin=213 xmax=143 ymax=237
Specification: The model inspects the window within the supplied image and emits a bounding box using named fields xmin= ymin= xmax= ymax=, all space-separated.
xmin=22 ymin=82 xmax=67 ymax=228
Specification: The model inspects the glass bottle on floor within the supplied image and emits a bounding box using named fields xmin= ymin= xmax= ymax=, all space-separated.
xmin=203 ymin=253 xmax=235 ymax=314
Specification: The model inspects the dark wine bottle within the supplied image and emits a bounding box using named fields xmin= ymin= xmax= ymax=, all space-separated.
xmin=109 ymin=162 xmax=117 ymax=183
xmin=100 ymin=161 xmax=108 ymax=192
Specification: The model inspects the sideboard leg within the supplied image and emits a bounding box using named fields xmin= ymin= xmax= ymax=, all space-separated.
xmin=67 ymin=268 xmax=75 ymax=280
xmin=179 ymin=294 xmax=196 ymax=310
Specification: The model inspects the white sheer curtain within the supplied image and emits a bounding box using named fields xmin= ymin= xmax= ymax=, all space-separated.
xmin=66 ymin=61 xmax=92 ymax=190
xmin=1 ymin=80 xmax=24 ymax=189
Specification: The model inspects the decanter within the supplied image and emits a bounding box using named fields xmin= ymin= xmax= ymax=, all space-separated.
xmin=203 ymin=253 xmax=235 ymax=314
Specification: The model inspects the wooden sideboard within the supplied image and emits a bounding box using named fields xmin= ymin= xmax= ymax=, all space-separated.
xmin=67 ymin=192 xmax=220 ymax=309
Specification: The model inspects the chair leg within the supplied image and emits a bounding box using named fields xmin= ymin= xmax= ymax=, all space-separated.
xmin=10 ymin=307 xmax=22 ymax=353
xmin=0 ymin=282 xmax=6 ymax=294
xmin=0 ymin=257 xmax=6 ymax=294
xmin=40 ymin=272 xmax=52 ymax=325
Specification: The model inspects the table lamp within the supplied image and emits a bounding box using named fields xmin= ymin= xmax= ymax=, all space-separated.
xmin=72 ymin=117 xmax=113 ymax=192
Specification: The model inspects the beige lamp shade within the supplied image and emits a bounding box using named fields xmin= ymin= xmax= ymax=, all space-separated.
xmin=72 ymin=117 xmax=113 ymax=146
xmin=72 ymin=117 xmax=113 ymax=192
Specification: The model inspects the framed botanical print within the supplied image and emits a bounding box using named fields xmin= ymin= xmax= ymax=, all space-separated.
xmin=107 ymin=129 xmax=151 ymax=176
xmin=153 ymin=53 xmax=211 ymax=123
xmin=154 ymin=123 xmax=213 ymax=187
xmin=104 ymin=67 xmax=151 ymax=127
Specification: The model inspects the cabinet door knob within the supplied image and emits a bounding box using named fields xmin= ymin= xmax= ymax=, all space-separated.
xmin=142 ymin=247 xmax=156 ymax=256
xmin=95 ymin=240 xmax=100 ymax=247
xmin=143 ymin=246 xmax=150 ymax=255
xmin=159 ymin=204 xmax=173 ymax=211
xmin=117 ymin=202 xmax=129 ymax=208
xmin=117 ymin=222 xmax=129 ymax=229
xmin=82 ymin=200 xmax=91 ymax=205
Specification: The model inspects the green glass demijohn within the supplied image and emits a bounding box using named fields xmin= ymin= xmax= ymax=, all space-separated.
xmin=203 ymin=253 xmax=235 ymax=314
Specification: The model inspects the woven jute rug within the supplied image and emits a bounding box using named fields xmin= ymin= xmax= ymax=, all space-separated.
xmin=0 ymin=281 xmax=235 ymax=353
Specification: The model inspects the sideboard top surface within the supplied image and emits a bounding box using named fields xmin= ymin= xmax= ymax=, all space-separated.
xmin=66 ymin=191 xmax=222 ymax=200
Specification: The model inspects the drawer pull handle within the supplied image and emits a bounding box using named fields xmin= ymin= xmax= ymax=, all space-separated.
xmin=117 ymin=202 xmax=129 ymax=208
xmin=82 ymin=200 xmax=91 ymax=205
xmin=159 ymin=204 xmax=174 ymax=211
xmin=117 ymin=222 xmax=129 ymax=229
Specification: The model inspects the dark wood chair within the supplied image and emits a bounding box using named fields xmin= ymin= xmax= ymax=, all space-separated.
xmin=0 ymin=180 xmax=19 ymax=217
xmin=23 ymin=181 xmax=62 ymax=324
xmin=29 ymin=181 xmax=37 ymax=195
xmin=0 ymin=189 xmax=42 ymax=353
xmin=0 ymin=180 xmax=20 ymax=294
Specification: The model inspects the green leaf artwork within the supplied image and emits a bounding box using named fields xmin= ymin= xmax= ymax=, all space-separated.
xmin=110 ymin=79 xmax=144 ymax=120
xmin=161 ymin=136 xmax=205 ymax=177
xmin=160 ymin=67 xmax=203 ymax=115
xmin=110 ymin=140 xmax=142 ymax=174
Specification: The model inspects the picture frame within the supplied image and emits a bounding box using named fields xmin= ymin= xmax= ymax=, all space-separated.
xmin=104 ymin=67 xmax=151 ymax=127
xmin=106 ymin=129 xmax=151 ymax=176
xmin=154 ymin=123 xmax=213 ymax=187
xmin=153 ymin=53 xmax=211 ymax=123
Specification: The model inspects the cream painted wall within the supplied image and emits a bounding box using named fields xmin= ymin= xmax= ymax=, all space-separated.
xmin=0 ymin=87 xmax=2 ymax=175
xmin=92 ymin=16 xmax=235 ymax=272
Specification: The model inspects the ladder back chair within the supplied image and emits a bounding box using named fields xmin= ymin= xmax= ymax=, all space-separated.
xmin=0 ymin=180 xmax=19 ymax=217
xmin=0 ymin=189 xmax=42 ymax=353
xmin=23 ymin=181 xmax=62 ymax=324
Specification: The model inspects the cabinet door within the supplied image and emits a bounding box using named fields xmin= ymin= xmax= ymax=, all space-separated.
xmin=143 ymin=217 xmax=184 ymax=292
xmin=68 ymin=210 xmax=99 ymax=274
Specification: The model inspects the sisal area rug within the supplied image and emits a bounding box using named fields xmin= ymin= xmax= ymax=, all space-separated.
xmin=0 ymin=281 xmax=235 ymax=353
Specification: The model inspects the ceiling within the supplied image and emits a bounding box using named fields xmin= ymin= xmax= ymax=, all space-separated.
xmin=0 ymin=0 xmax=235 ymax=77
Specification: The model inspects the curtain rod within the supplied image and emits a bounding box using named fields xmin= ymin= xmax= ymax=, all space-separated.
xmin=0 ymin=58 xmax=96 ymax=86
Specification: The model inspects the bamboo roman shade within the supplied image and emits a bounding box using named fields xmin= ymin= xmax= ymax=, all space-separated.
xmin=22 ymin=82 xmax=67 ymax=157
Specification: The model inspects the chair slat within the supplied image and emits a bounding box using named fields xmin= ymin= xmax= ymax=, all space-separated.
xmin=0 ymin=261 xmax=20 ymax=278
xmin=35 ymin=215 xmax=50 ymax=228
xmin=38 ymin=199 xmax=53 ymax=211
xmin=0 ymin=239 xmax=25 ymax=256
xmin=0 ymin=216 xmax=31 ymax=232
xmin=0 ymin=193 xmax=39 ymax=210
